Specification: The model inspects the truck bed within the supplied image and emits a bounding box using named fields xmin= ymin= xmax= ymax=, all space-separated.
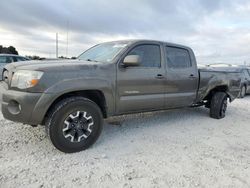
xmin=196 ymin=66 xmax=242 ymax=103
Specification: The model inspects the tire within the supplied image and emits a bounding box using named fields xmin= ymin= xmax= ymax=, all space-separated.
xmin=239 ymin=86 xmax=246 ymax=98
xmin=210 ymin=92 xmax=228 ymax=119
xmin=45 ymin=97 xmax=103 ymax=153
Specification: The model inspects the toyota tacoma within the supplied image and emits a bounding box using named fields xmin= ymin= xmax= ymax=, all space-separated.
xmin=1 ymin=40 xmax=242 ymax=153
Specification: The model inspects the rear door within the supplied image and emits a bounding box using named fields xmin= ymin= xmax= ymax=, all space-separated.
xmin=116 ymin=42 xmax=166 ymax=113
xmin=164 ymin=46 xmax=199 ymax=108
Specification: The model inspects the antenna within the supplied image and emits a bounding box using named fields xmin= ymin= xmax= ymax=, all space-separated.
xmin=56 ymin=33 xmax=58 ymax=58
xmin=66 ymin=21 xmax=69 ymax=58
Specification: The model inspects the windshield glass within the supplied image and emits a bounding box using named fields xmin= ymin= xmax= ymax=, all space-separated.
xmin=78 ymin=42 xmax=128 ymax=62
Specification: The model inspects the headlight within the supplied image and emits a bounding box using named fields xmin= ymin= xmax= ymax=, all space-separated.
xmin=11 ymin=70 xmax=43 ymax=89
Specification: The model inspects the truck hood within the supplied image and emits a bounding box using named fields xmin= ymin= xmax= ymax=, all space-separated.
xmin=4 ymin=59 xmax=109 ymax=72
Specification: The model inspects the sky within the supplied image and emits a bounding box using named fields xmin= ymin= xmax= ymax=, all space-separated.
xmin=0 ymin=0 xmax=250 ymax=65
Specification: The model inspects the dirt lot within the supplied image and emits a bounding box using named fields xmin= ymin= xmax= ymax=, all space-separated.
xmin=0 ymin=95 xmax=250 ymax=188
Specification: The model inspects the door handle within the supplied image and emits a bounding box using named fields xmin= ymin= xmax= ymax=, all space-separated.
xmin=155 ymin=74 xmax=165 ymax=79
xmin=189 ymin=74 xmax=196 ymax=79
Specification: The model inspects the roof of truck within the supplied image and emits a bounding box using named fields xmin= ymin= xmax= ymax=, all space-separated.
xmin=102 ymin=39 xmax=192 ymax=50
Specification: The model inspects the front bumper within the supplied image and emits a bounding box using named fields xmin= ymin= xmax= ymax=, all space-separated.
xmin=1 ymin=82 xmax=54 ymax=125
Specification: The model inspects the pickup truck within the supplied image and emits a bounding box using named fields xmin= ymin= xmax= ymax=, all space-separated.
xmin=1 ymin=40 xmax=241 ymax=153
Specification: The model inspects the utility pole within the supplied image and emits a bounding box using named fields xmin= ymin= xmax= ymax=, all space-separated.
xmin=66 ymin=21 xmax=69 ymax=58
xmin=56 ymin=33 xmax=58 ymax=58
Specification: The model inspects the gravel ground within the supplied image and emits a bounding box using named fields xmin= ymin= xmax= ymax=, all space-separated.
xmin=0 ymin=95 xmax=250 ymax=188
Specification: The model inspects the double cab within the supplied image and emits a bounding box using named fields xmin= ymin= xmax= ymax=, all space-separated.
xmin=1 ymin=40 xmax=241 ymax=153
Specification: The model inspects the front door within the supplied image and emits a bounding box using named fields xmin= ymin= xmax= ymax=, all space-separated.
xmin=116 ymin=43 xmax=166 ymax=114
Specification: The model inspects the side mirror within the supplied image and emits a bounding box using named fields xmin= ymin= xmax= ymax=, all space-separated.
xmin=123 ymin=55 xmax=140 ymax=67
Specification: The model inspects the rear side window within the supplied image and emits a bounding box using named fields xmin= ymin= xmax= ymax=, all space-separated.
xmin=127 ymin=44 xmax=161 ymax=67
xmin=165 ymin=47 xmax=191 ymax=69
xmin=17 ymin=57 xmax=26 ymax=61
xmin=12 ymin=56 xmax=18 ymax=62
xmin=12 ymin=56 xmax=27 ymax=62
xmin=22 ymin=57 xmax=29 ymax=61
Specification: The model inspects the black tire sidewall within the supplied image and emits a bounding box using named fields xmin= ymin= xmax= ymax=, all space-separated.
xmin=48 ymin=98 xmax=103 ymax=153
xmin=210 ymin=92 xmax=227 ymax=119
xmin=219 ymin=95 xmax=227 ymax=118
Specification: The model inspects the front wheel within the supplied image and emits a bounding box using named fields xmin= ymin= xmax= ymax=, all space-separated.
xmin=210 ymin=92 xmax=228 ymax=119
xmin=45 ymin=97 xmax=103 ymax=153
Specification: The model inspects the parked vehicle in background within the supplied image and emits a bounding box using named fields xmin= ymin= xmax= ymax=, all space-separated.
xmin=206 ymin=63 xmax=237 ymax=67
xmin=1 ymin=40 xmax=242 ymax=153
xmin=206 ymin=64 xmax=250 ymax=98
xmin=239 ymin=68 xmax=250 ymax=98
xmin=0 ymin=54 xmax=30 ymax=80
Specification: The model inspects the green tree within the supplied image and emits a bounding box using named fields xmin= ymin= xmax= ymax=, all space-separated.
xmin=0 ymin=45 xmax=18 ymax=55
xmin=7 ymin=46 xmax=18 ymax=55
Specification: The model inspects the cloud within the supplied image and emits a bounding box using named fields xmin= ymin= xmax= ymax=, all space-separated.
xmin=0 ymin=0 xmax=250 ymax=64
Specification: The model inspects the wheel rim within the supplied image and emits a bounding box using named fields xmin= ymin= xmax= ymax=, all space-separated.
xmin=62 ymin=111 xmax=94 ymax=143
xmin=221 ymin=98 xmax=227 ymax=117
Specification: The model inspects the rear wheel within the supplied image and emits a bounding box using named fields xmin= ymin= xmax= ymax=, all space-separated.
xmin=239 ymin=86 xmax=246 ymax=98
xmin=45 ymin=97 xmax=103 ymax=153
xmin=210 ymin=92 xmax=228 ymax=119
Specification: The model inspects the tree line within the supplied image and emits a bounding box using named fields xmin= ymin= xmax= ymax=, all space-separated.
xmin=0 ymin=45 xmax=18 ymax=55
xmin=0 ymin=45 xmax=77 ymax=60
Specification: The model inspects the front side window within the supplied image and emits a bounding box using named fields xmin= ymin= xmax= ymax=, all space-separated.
xmin=127 ymin=44 xmax=161 ymax=67
xmin=78 ymin=42 xmax=128 ymax=63
xmin=165 ymin=47 xmax=191 ymax=69
xmin=0 ymin=56 xmax=7 ymax=63
xmin=0 ymin=56 xmax=12 ymax=63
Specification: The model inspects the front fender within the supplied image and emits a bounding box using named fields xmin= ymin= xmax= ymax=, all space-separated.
xmin=42 ymin=77 xmax=115 ymax=115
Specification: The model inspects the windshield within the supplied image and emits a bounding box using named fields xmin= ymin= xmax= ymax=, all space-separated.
xmin=78 ymin=42 xmax=128 ymax=62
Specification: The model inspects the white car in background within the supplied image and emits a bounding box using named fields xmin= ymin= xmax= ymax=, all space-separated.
xmin=0 ymin=54 xmax=30 ymax=80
